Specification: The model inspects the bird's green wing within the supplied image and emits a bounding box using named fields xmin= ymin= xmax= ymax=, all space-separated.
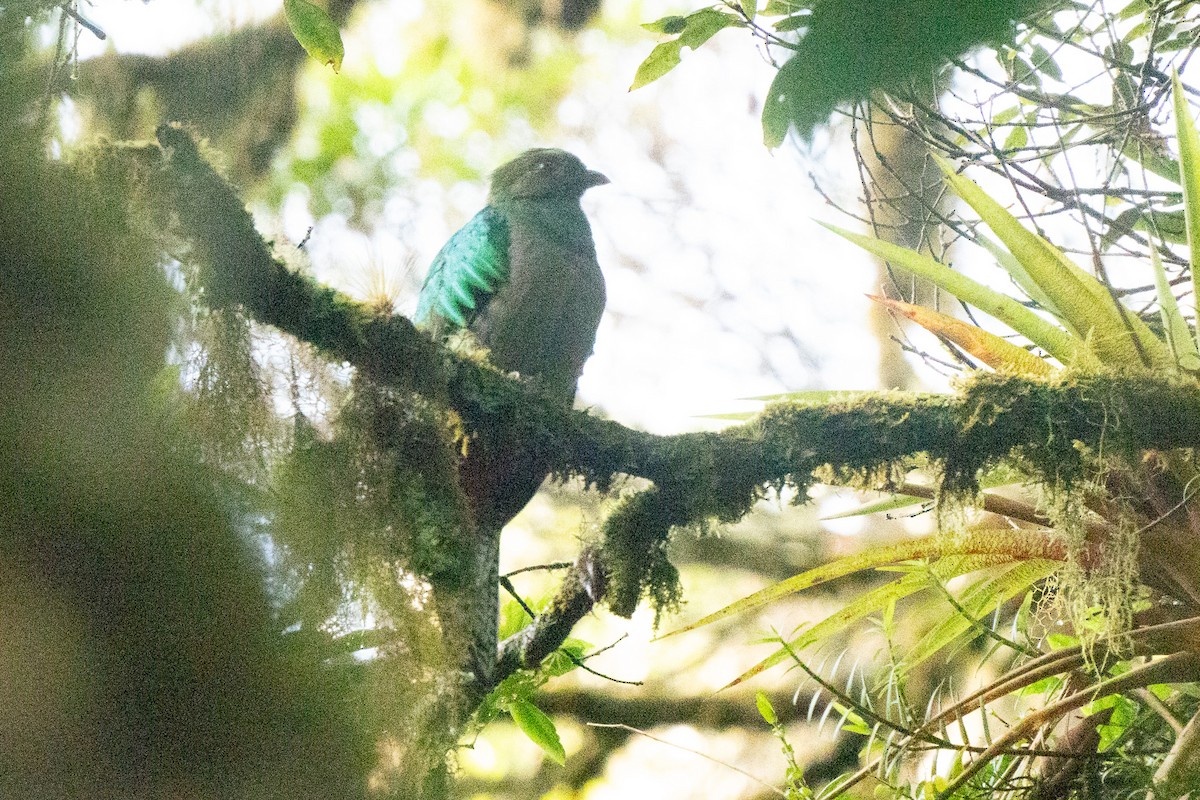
xmin=414 ymin=206 xmax=511 ymax=329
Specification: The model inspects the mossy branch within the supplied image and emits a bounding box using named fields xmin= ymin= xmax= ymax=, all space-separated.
xmin=148 ymin=123 xmax=1200 ymax=667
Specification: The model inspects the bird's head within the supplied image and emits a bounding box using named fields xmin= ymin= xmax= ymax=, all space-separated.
xmin=488 ymin=148 xmax=609 ymax=203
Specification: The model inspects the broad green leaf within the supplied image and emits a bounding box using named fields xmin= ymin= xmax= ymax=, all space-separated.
xmin=541 ymin=639 xmax=589 ymax=677
xmin=933 ymin=156 xmax=1171 ymax=368
xmin=869 ymin=294 xmax=1056 ymax=377
xmin=756 ymin=691 xmax=779 ymax=725
xmin=631 ymin=9 xmax=739 ymax=90
xmin=821 ymin=221 xmax=1089 ymax=366
xmin=284 ymin=0 xmax=344 ymax=72
xmin=990 ymin=105 xmax=1023 ymax=127
xmin=630 ymin=41 xmax=685 ymax=90
xmin=1137 ymin=208 xmax=1189 ymax=244
xmin=725 ymin=554 xmax=1015 ymax=688
xmin=1172 ymin=70 xmax=1200 ymax=348
xmin=1117 ymin=0 xmax=1148 ymax=20
xmin=1031 ymin=44 xmax=1062 ymax=81
xmin=899 ymin=559 xmax=1059 ymax=675
xmin=1120 ymin=139 xmax=1182 ymax=184
xmin=641 ymin=15 xmax=686 ymax=34
xmin=760 ymin=0 xmax=1042 ymax=144
xmin=740 ymin=0 xmax=758 ymax=21
xmin=1151 ymin=246 xmax=1200 ymax=371
xmin=1003 ymin=124 xmax=1028 ymax=150
xmin=509 ymin=700 xmax=566 ymax=765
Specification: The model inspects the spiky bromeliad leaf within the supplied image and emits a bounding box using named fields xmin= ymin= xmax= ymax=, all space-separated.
xmin=725 ymin=554 xmax=1017 ymax=688
xmin=933 ymin=156 xmax=1172 ymax=368
xmin=869 ymin=294 xmax=1056 ymax=377
xmin=658 ymin=531 xmax=1067 ymax=644
xmin=821 ymin=221 xmax=1089 ymax=367
xmin=1151 ymin=246 xmax=1200 ymax=371
xmin=977 ymin=234 xmax=1062 ymax=317
xmin=898 ymin=558 xmax=1058 ymax=676
xmin=1171 ymin=70 xmax=1200 ymax=350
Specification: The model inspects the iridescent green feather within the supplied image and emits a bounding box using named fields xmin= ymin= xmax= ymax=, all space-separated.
xmin=414 ymin=207 xmax=511 ymax=329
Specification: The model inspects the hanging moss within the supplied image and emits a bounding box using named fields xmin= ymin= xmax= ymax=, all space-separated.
xmin=602 ymin=488 xmax=684 ymax=620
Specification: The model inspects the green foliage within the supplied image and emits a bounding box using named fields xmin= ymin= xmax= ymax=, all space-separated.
xmin=507 ymin=700 xmax=567 ymax=764
xmin=631 ymin=9 xmax=742 ymax=90
xmin=634 ymin=0 xmax=1049 ymax=143
xmin=687 ymin=72 xmax=1200 ymax=798
xmin=756 ymin=692 xmax=815 ymax=799
xmin=476 ymin=610 xmax=587 ymax=764
xmin=762 ymin=0 xmax=1047 ymax=144
xmin=0 ymin=119 xmax=372 ymax=796
xmin=285 ymin=0 xmax=345 ymax=73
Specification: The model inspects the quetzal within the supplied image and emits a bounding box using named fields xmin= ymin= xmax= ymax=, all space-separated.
xmin=415 ymin=148 xmax=609 ymax=529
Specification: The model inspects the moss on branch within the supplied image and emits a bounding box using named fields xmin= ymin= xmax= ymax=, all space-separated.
xmin=143 ymin=126 xmax=1200 ymax=642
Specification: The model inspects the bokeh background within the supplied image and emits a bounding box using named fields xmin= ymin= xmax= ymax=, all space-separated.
xmin=18 ymin=0 xmax=1190 ymax=797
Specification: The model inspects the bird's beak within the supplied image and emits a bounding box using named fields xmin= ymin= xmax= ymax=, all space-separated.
xmin=584 ymin=170 xmax=610 ymax=188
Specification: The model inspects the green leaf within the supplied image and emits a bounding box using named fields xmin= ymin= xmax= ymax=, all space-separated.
xmin=746 ymin=389 xmax=882 ymax=403
xmin=1151 ymin=246 xmax=1200 ymax=371
xmin=541 ymin=639 xmax=588 ymax=677
xmin=508 ymin=700 xmax=566 ymax=765
xmin=762 ymin=0 xmax=807 ymax=13
xmin=760 ymin=0 xmax=1043 ymax=143
xmin=899 ymin=559 xmax=1059 ymax=675
xmin=1031 ymin=44 xmax=1062 ymax=81
xmin=820 ymin=491 xmax=929 ymax=519
xmin=823 ymin=466 xmax=1022 ymax=519
xmin=773 ymin=13 xmax=810 ymax=32
xmin=630 ymin=41 xmax=684 ymax=90
xmin=1002 ymin=124 xmax=1028 ymax=150
xmin=740 ymin=0 xmax=758 ymax=21
xmin=641 ymin=15 xmax=687 ymax=34
xmin=756 ymin=691 xmax=779 ymax=725
xmin=1118 ymin=135 xmax=1185 ymax=183
xmin=284 ymin=0 xmax=344 ymax=72
xmin=1117 ymin=0 xmax=1148 ymax=20
xmin=1138 ymin=208 xmax=1190 ymax=244
xmin=1172 ymin=70 xmax=1200 ymax=350
xmin=726 ymin=554 xmax=1015 ymax=687
xmin=977 ymin=234 xmax=1062 ymax=316
xmin=631 ymin=9 xmax=740 ymax=90
xmin=820 ymin=221 xmax=1090 ymax=366
xmin=933 ymin=156 xmax=1171 ymax=368
xmin=659 ymin=531 xmax=1066 ymax=644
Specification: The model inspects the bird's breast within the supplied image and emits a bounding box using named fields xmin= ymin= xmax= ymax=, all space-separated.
xmin=471 ymin=210 xmax=605 ymax=400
